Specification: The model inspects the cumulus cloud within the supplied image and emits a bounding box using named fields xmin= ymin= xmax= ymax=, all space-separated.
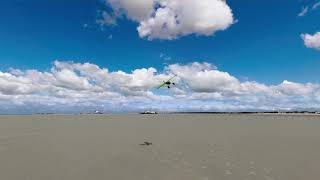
xmin=301 ymin=32 xmax=320 ymax=50
xmin=168 ymin=62 xmax=240 ymax=93
xmin=0 ymin=61 xmax=319 ymax=113
xmin=108 ymin=0 xmax=154 ymax=21
xmin=102 ymin=0 xmax=235 ymax=40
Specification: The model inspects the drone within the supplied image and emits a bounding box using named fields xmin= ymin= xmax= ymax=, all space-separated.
xmin=156 ymin=75 xmax=177 ymax=89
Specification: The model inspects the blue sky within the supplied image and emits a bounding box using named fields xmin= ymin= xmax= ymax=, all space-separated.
xmin=0 ymin=0 xmax=319 ymax=83
xmin=0 ymin=0 xmax=320 ymax=113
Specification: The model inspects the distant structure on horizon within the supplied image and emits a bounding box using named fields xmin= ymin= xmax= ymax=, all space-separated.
xmin=140 ymin=111 xmax=158 ymax=114
xmin=94 ymin=110 xmax=103 ymax=114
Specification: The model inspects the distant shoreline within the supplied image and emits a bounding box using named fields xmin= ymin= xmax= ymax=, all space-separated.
xmin=170 ymin=111 xmax=320 ymax=115
xmin=0 ymin=111 xmax=319 ymax=116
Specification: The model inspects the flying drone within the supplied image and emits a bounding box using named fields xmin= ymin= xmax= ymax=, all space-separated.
xmin=156 ymin=75 xmax=177 ymax=89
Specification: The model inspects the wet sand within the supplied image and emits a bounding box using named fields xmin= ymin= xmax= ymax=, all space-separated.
xmin=0 ymin=114 xmax=320 ymax=180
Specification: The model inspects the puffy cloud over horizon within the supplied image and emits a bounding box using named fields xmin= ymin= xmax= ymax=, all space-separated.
xmin=101 ymin=0 xmax=235 ymax=40
xmin=301 ymin=32 xmax=320 ymax=50
xmin=0 ymin=61 xmax=319 ymax=114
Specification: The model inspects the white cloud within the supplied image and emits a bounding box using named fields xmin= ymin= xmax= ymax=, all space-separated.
xmin=298 ymin=6 xmax=309 ymax=17
xmin=274 ymin=80 xmax=318 ymax=96
xmin=301 ymin=32 xmax=320 ymax=50
xmin=103 ymin=0 xmax=235 ymax=40
xmin=108 ymin=0 xmax=154 ymax=21
xmin=312 ymin=1 xmax=320 ymax=10
xmin=168 ymin=62 xmax=240 ymax=93
xmin=96 ymin=11 xmax=117 ymax=26
xmin=0 ymin=61 xmax=319 ymax=113
xmin=298 ymin=1 xmax=320 ymax=17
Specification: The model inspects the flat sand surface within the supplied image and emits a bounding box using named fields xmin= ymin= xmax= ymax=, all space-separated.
xmin=0 ymin=114 xmax=320 ymax=180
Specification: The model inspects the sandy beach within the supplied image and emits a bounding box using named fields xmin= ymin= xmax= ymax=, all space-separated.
xmin=0 ymin=114 xmax=320 ymax=180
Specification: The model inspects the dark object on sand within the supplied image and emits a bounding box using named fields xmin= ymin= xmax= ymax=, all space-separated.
xmin=140 ymin=142 xmax=153 ymax=146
